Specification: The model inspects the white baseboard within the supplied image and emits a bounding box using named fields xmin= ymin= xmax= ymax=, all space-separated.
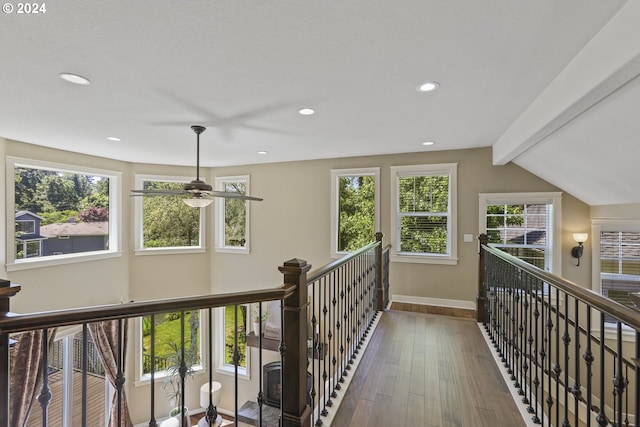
xmin=391 ymin=294 xmax=476 ymax=311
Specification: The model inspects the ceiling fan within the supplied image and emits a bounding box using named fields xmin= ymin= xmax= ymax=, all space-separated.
xmin=130 ymin=125 xmax=263 ymax=207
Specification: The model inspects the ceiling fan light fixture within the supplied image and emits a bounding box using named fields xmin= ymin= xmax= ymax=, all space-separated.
xmin=183 ymin=197 xmax=213 ymax=208
xmin=298 ymin=108 xmax=315 ymax=116
xmin=59 ymin=73 xmax=91 ymax=85
xmin=417 ymin=81 xmax=439 ymax=92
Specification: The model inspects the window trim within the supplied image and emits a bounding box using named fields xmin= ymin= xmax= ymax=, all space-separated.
xmin=5 ymin=156 xmax=122 ymax=271
xmin=133 ymin=174 xmax=206 ymax=255
xmin=478 ymin=192 xmax=563 ymax=275
xmin=214 ymin=175 xmax=251 ymax=255
xmin=330 ymin=167 xmax=380 ymax=258
xmin=390 ymin=163 xmax=458 ymax=265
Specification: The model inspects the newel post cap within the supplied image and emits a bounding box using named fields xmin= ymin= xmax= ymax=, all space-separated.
xmin=278 ymin=258 xmax=312 ymax=274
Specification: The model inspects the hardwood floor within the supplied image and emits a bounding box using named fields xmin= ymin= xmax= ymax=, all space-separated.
xmin=332 ymin=309 xmax=525 ymax=427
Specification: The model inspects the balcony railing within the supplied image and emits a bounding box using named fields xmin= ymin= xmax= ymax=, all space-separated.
xmin=0 ymin=233 xmax=390 ymax=427
xmin=477 ymin=234 xmax=640 ymax=427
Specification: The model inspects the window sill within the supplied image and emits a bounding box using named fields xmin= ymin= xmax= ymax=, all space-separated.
xmin=7 ymin=250 xmax=122 ymax=271
xmin=215 ymin=365 xmax=250 ymax=380
xmin=134 ymin=247 xmax=206 ymax=256
xmin=391 ymin=254 xmax=458 ymax=265
xmin=215 ymin=247 xmax=250 ymax=255
xmin=134 ymin=366 xmax=206 ymax=387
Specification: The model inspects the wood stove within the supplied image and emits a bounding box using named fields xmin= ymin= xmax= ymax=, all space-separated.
xmin=263 ymin=361 xmax=313 ymax=408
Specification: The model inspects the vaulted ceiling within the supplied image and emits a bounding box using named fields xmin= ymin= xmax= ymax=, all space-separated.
xmin=1 ymin=1 xmax=638 ymax=206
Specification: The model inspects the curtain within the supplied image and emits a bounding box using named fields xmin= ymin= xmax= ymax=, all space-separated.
xmin=9 ymin=329 xmax=57 ymax=427
xmin=88 ymin=319 xmax=133 ymax=427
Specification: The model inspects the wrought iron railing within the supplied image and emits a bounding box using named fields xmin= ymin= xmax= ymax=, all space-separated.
xmin=305 ymin=233 xmax=387 ymax=426
xmin=478 ymin=235 xmax=640 ymax=427
xmin=0 ymin=233 xmax=389 ymax=427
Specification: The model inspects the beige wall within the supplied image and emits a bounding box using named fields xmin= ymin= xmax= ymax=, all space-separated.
xmin=211 ymin=147 xmax=595 ymax=306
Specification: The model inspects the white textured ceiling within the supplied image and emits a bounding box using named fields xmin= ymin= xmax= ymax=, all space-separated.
xmin=1 ymin=0 xmax=638 ymax=205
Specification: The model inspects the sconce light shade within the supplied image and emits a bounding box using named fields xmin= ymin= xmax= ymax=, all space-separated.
xmin=571 ymin=233 xmax=588 ymax=266
xmin=573 ymin=233 xmax=588 ymax=243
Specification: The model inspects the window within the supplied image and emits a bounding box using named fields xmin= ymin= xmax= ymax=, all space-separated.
xmin=7 ymin=157 xmax=120 ymax=270
xmin=140 ymin=310 xmax=202 ymax=379
xmin=215 ymin=176 xmax=251 ymax=254
xmin=216 ymin=305 xmax=249 ymax=378
xmin=134 ymin=175 xmax=205 ymax=254
xmin=479 ymin=193 xmax=562 ymax=273
xmin=22 ymin=329 xmax=108 ymax=427
xmin=330 ymin=168 xmax=380 ymax=256
xmin=16 ymin=220 xmax=35 ymax=234
xmin=592 ymin=220 xmax=640 ymax=324
xmin=390 ymin=164 xmax=457 ymax=264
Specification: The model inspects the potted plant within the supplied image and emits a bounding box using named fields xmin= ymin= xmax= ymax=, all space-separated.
xmin=163 ymin=341 xmax=198 ymax=427
xmin=252 ymin=303 xmax=268 ymax=336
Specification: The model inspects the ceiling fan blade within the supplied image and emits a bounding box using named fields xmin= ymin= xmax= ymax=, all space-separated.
xmin=205 ymin=191 xmax=263 ymax=201
xmin=130 ymin=189 xmax=189 ymax=196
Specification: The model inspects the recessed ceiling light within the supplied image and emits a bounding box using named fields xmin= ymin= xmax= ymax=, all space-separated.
xmin=59 ymin=73 xmax=91 ymax=85
xmin=298 ymin=108 xmax=315 ymax=116
xmin=417 ymin=81 xmax=439 ymax=92
xmin=422 ymin=141 xmax=435 ymax=146
xmin=106 ymin=136 xmax=121 ymax=142
xmin=257 ymin=150 xmax=268 ymax=155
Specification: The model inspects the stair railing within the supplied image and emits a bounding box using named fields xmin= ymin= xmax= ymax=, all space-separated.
xmin=477 ymin=234 xmax=640 ymax=427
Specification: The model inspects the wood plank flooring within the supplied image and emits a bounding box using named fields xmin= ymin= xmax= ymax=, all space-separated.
xmin=332 ymin=309 xmax=525 ymax=427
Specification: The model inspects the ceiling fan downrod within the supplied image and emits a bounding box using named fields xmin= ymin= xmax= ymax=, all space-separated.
xmin=191 ymin=125 xmax=206 ymax=182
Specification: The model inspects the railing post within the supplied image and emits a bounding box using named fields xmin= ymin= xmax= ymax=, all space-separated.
xmin=375 ymin=232 xmax=385 ymax=311
xmin=0 ymin=279 xmax=22 ymax=427
xmin=477 ymin=234 xmax=488 ymax=323
xmin=279 ymin=259 xmax=312 ymax=427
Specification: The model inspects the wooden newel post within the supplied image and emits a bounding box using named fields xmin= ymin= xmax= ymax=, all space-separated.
xmin=279 ymin=259 xmax=312 ymax=427
xmin=0 ymin=279 xmax=22 ymax=427
xmin=375 ymin=232 xmax=385 ymax=311
xmin=476 ymin=234 xmax=489 ymax=323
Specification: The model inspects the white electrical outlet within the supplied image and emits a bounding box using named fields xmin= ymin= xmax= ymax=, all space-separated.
xmin=463 ymin=234 xmax=474 ymax=243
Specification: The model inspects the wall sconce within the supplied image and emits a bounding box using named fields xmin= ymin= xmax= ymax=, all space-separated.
xmin=571 ymin=233 xmax=589 ymax=266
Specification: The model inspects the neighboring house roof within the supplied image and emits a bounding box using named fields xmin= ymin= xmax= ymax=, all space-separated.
xmin=40 ymin=222 xmax=108 ymax=237
xmin=15 ymin=210 xmax=44 ymax=220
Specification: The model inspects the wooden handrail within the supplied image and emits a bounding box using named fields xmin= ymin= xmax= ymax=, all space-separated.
xmin=306 ymin=240 xmax=379 ymax=283
xmin=482 ymin=243 xmax=640 ymax=331
xmin=0 ymin=284 xmax=295 ymax=334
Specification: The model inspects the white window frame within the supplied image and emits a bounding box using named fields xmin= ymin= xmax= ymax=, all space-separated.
xmin=135 ymin=310 xmax=206 ymax=383
xmin=590 ymin=219 xmax=640 ymax=339
xmin=390 ymin=163 xmax=458 ymax=265
xmin=5 ymin=156 xmax=121 ymax=271
xmin=214 ymin=175 xmax=251 ymax=254
xmin=48 ymin=327 xmax=112 ymax=427
xmin=478 ymin=192 xmax=563 ymax=275
xmin=133 ymin=174 xmax=206 ymax=255
xmin=215 ymin=305 xmax=250 ymax=379
xmin=330 ymin=167 xmax=380 ymax=258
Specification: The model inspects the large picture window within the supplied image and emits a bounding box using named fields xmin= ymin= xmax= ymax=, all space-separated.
xmin=330 ymin=168 xmax=380 ymax=256
xmin=134 ymin=175 xmax=205 ymax=253
xmin=390 ymin=164 xmax=457 ymax=264
xmin=215 ymin=176 xmax=250 ymax=254
xmin=7 ymin=157 xmax=120 ymax=270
